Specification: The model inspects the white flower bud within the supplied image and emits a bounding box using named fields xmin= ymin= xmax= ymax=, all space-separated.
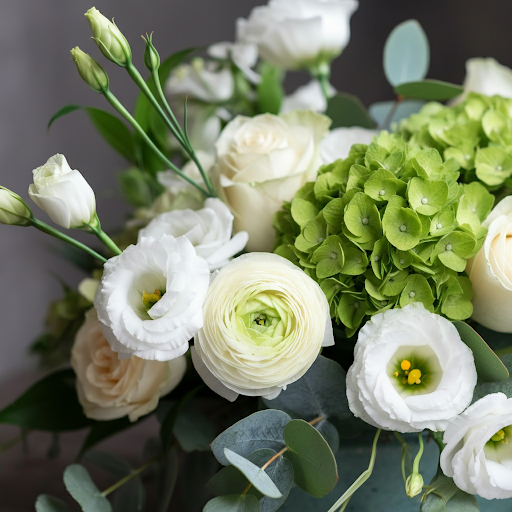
xmin=84 ymin=7 xmax=132 ymax=67
xmin=70 ymin=47 xmax=109 ymax=94
xmin=28 ymin=154 xmax=97 ymax=230
xmin=0 ymin=188 xmax=32 ymax=226
xmin=405 ymin=473 xmax=424 ymax=498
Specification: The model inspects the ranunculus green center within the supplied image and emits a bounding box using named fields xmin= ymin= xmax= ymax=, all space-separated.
xmin=234 ymin=292 xmax=294 ymax=348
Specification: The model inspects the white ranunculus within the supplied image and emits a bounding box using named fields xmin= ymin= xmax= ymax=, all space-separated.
xmin=192 ymin=253 xmax=334 ymax=401
xmin=72 ymin=309 xmax=186 ymax=422
xmin=28 ymin=154 xmax=96 ymax=230
xmin=166 ymin=58 xmax=234 ymax=103
xmin=94 ymin=235 xmax=210 ymax=361
xmin=280 ymin=80 xmax=334 ymax=114
xmin=467 ymin=197 xmax=512 ymax=332
xmin=346 ymin=304 xmax=477 ymax=433
xmin=213 ymin=110 xmax=331 ymax=251
xmin=138 ymin=198 xmax=248 ymax=271
xmin=454 ymin=58 xmax=512 ymax=104
xmin=320 ymin=127 xmax=378 ymax=163
xmin=0 ymin=188 xmax=32 ymax=226
xmin=208 ymin=42 xmax=260 ymax=84
xmin=441 ymin=393 xmax=512 ymax=500
xmin=237 ymin=0 xmax=358 ymax=70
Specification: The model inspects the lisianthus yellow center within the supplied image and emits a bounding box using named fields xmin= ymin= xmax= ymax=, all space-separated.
xmin=393 ymin=359 xmax=423 ymax=385
xmin=142 ymin=289 xmax=162 ymax=310
xmin=488 ymin=426 xmax=512 ymax=445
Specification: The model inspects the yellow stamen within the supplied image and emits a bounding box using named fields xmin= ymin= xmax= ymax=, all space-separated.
xmin=405 ymin=370 xmax=409 ymax=376
xmin=401 ymin=360 xmax=412 ymax=371
xmin=408 ymin=369 xmax=422 ymax=385
xmin=394 ymin=371 xmax=400 ymax=377
xmin=142 ymin=289 xmax=162 ymax=309
xmin=491 ymin=430 xmax=506 ymax=442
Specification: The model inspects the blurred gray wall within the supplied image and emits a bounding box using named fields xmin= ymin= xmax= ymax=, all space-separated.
xmin=1 ymin=0 xmax=512 ymax=401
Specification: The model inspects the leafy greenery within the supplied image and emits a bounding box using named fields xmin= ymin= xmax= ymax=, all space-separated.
xmin=63 ymin=464 xmax=112 ymax=512
xmin=326 ymin=93 xmax=374 ymax=129
xmin=394 ymin=80 xmax=464 ymax=101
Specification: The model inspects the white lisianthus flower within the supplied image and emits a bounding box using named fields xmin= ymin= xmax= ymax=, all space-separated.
xmin=191 ymin=252 xmax=334 ymax=401
xmin=0 ymin=187 xmax=32 ymax=226
xmin=213 ymin=110 xmax=331 ymax=251
xmin=94 ymin=235 xmax=210 ymax=361
xmin=208 ymin=42 xmax=260 ymax=84
xmin=467 ymin=197 xmax=512 ymax=332
xmin=72 ymin=310 xmax=186 ymax=422
xmin=441 ymin=393 xmax=512 ymax=500
xmin=346 ymin=304 xmax=477 ymax=433
xmin=138 ymin=198 xmax=248 ymax=271
xmin=280 ymin=80 xmax=335 ymax=114
xmin=28 ymin=154 xmax=97 ymax=230
xmin=166 ymin=58 xmax=234 ymax=103
xmin=237 ymin=0 xmax=358 ymax=70
xmin=320 ymin=127 xmax=378 ymax=163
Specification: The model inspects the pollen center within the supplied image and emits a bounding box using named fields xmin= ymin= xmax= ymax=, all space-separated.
xmin=142 ymin=289 xmax=162 ymax=309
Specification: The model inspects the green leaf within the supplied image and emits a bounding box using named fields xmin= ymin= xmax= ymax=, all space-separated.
xmin=282 ymin=419 xmax=338 ymax=498
xmin=453 ymin=322 xmax=509 ymax=382
xmin=47 ymin=105 xmax=81 ymax=129
xmin=326 ymin=93 xmax=375 ymax=129
xmin=204 ymin=494 xmax=260 ymax=512
xmin=369 ymin=100 xmax=425 ymax=126
xmin=257 ymin=62 xmax=284 ymax=115
xmin=473 ymin=353 xmax=512 ymax=401
xmin=400 ymin=274 xmax=434 ymax=310
xmin=156 ymin=445 xmax=179 ymax=512
xmin=224 ymin=448 xmax=282 ymax=499
xmin=263 ymin=355 xmax=363 ymax=439
xmin=211 ymin=410 xmax=291 ymax=466
xmin=383 ymin=20 xmax=430 ymax=87
xmin=118 ymin=168 xmax=162 ymax=208
xmin=35 ymin=495 xmax=71 ymax=512
xmin=63 ymin=464 xmax=112 ymax=512
xmin=0 ymin=369 xmax=92 ymax=431
xmin=394 ymin=80 xmax=464 ymax=101
xmin=174 ymin=403 xmax=216 ymax=452
xmin=445 ymin=490 xmax=479 ymax=511
xmin=291 ymin=198 xmax=319 ymax=228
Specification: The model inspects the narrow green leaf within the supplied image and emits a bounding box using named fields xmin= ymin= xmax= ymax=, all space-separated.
xmin=384 ymin=20 xmax=430 ymax=87
xmin=283 ymin=419 xmax=338 ymax=498
xmin=394 ymin=80 xmax=464 ymax=101
xmin=224 ymin=448 xmax=282 ymax=499
xmin=47 ymin=105 xmax=81 ymax=130
xmin=63 ymin=464 xmax=112 ymax=512
xmin=257 ymin=62 xmax=284 ymax=115
xmin=0 ymin=369 xmax=92 ymax=431
xmin=204 ymin=494 xmax=260 ymax=512
xmin=453 ymin=322 xmax=509 ymax=382
xmin=35 ymin=495 xmax=71 ymax=512
xmin=326 ymin=93 xmax=375 ymax=129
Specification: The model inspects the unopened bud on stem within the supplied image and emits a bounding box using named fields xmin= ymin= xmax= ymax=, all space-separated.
xmin=71 ymin=47 xmax=109 ymax=94
xmin=405 ymin=472 xmax=424 ymax=498
xmin=0 ymin=187 xmax=33 ymax=226
xmin=143 ymin=33 xmax=160 ymax=72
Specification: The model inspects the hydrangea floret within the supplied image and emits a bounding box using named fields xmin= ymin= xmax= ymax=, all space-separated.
xmin=273 ymin=132 xmax=494 ymax=336
xmin=400 ymin=92 xmax=512 ymax=191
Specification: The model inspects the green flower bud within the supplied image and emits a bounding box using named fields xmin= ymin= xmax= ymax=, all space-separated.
xmin=70 ymin=47 xmax=109 ymax=94
xmin=405 ymin=472 xmax=424 ymax=498
xmin=0 ymin=187 xmax=33 ymax=226
xmin=143 ymin=33 xmax=160 ymax=72
xmin=84 ymin=7 xmax=132 ymax=67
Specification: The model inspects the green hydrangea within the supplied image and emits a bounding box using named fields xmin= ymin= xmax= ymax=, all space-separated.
xmin=273 ymin=132 xmax=494 ymax=337
xmin=400 ymin=92 xmax=512 ymax=191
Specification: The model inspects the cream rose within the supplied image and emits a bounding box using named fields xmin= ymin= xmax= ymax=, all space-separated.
xmin=191 ymin=252 xmax=334 ymax=401
xmin=346 ymin=304 xmax=477 ymax=433
xmin=72 ymin=310 xmax=186 ymax=422
xmin=237 ymin=0 xmax=359 ymax=70
xmin=441 ymin=393 xmax=512 ymax=500
xmin=213 ymin=110 xmax=331 ymax=251
xmin=467 ymin=196 xmax=512 ymax=332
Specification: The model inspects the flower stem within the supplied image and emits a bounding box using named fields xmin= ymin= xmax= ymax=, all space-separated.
xmin=394 ymin=432 xmax=411 ymax=483
xmin=310 ymin=62 xmax=333 ymax=106
xmin=86 ymin=219 xmax=122 ymax=256
xmin=327 ymin=429 xmax=382 ymax=512
xmin=31 ymin=219 xmax=107 ymax=264
xmin=102 ymin=90 xmax=211 ymax=197
xmin=412 ymin=432 xmax=424 ymax=474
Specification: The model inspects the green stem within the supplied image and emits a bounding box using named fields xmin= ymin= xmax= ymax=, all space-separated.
xmin=310 ymin=61 xmax=333 ymax=106
xmin=394 ymin=432 xmax=411 ymax=483
xmin=87 ymin=219 xmax=122 ymax=256
xmin=327 ymin=429 xmax=381 ymax=512
xmin=101 ymin=454 xmax=161 ymax=497
xmin=103 ymin=90 xmax=211 ymax=197
xmin=412 ymin=432 xmax=424 ymax=474
xmin=31 ymin=219 xmax=107 ymax=264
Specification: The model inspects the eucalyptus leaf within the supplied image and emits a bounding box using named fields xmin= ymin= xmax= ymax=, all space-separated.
xmin=453 ymin=322 xmax=509 ymax=382
xmin=473 ymin=353 xmax=512 ymax=401
xmin=369 ymin=100 xmax=425 ymax=127
xmin=112 ymin=478 xmax=145 ymax=512
xmin=326 ymin=93 xmax=374 ymax=129
xmin=174 ymin=403 xmax=216 ymax=452
xmin=211 ymin=409 xmax=291 ymax=466
xmin=63 ymin=464 xmax=112 ymax=512
xmin=35 ymin=495 xmax=71 ymax=512
xmin=283 ymin=419 xmax=338 ymax=498
xmin=394 ymin=80 xmax=464 ymax=101
xmin=203 ymin=494 xmax=260 ymax=512
xmin=383 ymin=20 xmax=430 ymax=87
xmin=83 ymin=451 xmax=132 ymax=478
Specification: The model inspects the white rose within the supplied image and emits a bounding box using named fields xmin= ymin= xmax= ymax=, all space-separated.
xmin=441 ymin=393 xmax=512 ymax=500
xmin=280 ymin=80 xmax=335 ymax=114
xmin=138 ymin=198 xmax=248 ymax=271
xmin=192 ymin=252 xmax=334 ymax=401
xmin=0 ymin=187 xmax=32 ymax=226
xmin=72 ymin=310 xmax=186 ymax=422
xmin=467 ymin=197 xmax=512 ymax=332
xmin=320 ymin=127 xmax=378 ymax=163
xmin=454 ymin=58 xmax=512 ymax=104
xmin=166 ymin=58 xmax=234 ymax=103
xmin=346 ymin=304 xmax=477 ymax=433
xmin=237 ymin=0 xmax=358 ymax=70
xmin=208 ymin=42 xmax=260 ymax=84
xmin=213 ymin=110 xmax=331 ymax=251
xmin=94 ymin=235 xmax=210 ymax=361
xmin=28 ymin=154 xmax=96 ymax=230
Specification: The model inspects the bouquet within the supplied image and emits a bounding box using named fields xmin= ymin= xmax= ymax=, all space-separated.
xmin=2 ymin=2 xmax=512 ymax=511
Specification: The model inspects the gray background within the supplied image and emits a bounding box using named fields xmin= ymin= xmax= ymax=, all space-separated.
xmin=1 ymin=0 xmax=512 ymax=509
